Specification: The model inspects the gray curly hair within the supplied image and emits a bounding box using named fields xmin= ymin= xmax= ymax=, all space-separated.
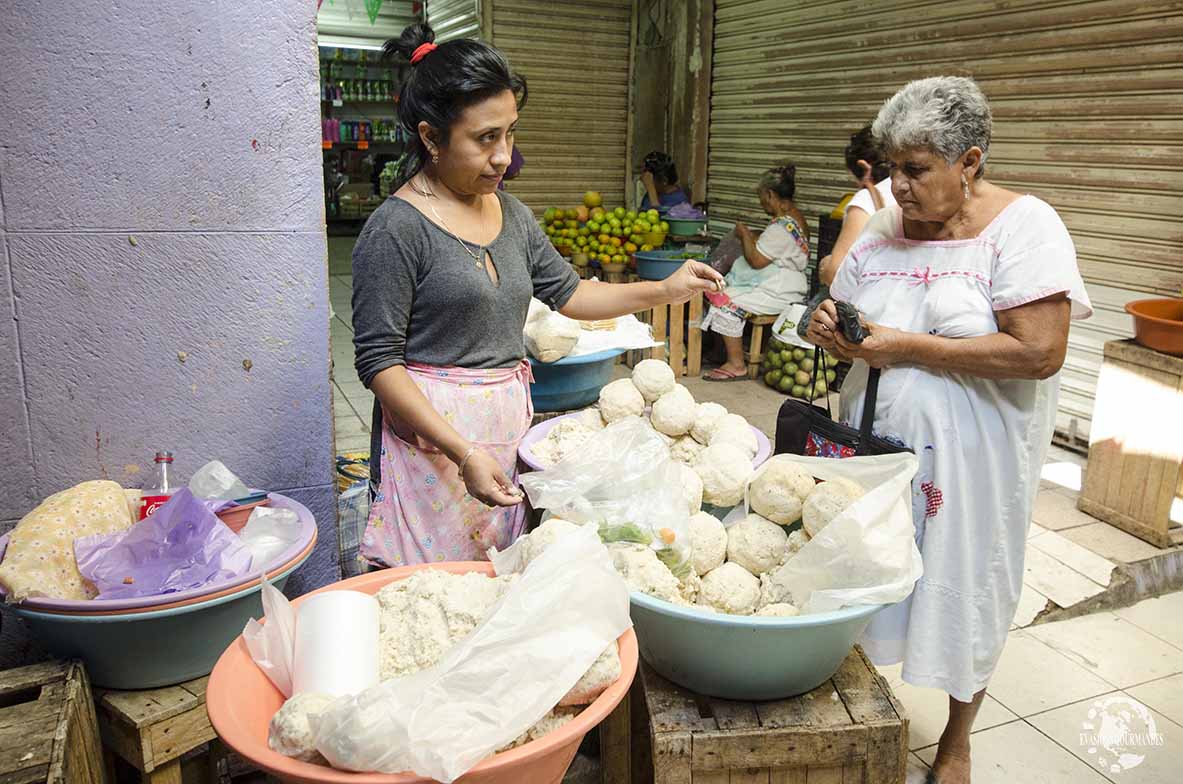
xmin=872 ymin=76 xmax=992 ymax=178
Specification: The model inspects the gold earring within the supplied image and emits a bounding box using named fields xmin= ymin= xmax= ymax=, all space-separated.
xmin=432 ymin=152 xmax=439 ymax=165
xmin=962 ymin=175 xmax=971 ymax=200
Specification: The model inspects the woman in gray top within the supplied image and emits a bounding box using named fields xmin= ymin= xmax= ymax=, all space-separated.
xmin=353 ymin=23 xmax=722 ymax=568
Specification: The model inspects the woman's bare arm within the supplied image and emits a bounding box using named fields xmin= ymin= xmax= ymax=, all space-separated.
xmin=819 ymin=206 xmax=871 ymax=286
xmin=559 ymin=261 xmax=723 ymax=320
xmin=806 ymin=294 xmax=1072 ymax=380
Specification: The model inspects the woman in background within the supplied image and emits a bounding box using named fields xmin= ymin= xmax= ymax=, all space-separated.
xmin=819 ymin=125 xmax=896 ymax=285
xmin=639 ymin=151 xmax=690 ymax=211
xmin=701 ymin=164 xmax=810 ymax=381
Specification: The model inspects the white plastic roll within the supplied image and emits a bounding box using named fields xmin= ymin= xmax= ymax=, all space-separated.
xmin=292 ymin=590 xmax=380 ymax=697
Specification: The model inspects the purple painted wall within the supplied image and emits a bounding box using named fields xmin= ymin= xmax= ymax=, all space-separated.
xmin=0 ymin=1 xmax=338 ymax=665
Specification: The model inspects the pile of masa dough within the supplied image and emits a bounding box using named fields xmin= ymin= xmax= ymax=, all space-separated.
xmin=268 ymin=568 xmax=621 ymax=766
xmin=614 ymin=457 xmax=866 ymax=618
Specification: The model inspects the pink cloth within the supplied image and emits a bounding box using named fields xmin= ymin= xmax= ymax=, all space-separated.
xmin=361 ymin=362 xmax=534 ymax=568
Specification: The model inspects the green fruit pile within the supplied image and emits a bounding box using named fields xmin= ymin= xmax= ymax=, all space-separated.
xmin=760 ymin=338 xmax=840 ymax=400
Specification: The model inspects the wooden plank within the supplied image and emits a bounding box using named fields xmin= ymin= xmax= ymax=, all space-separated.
xmin=729 ymin=769 xmax=771 ymax=783
xmin=652 ymin=731 xmax=692 ymax=784
xmin=670 ymin=301 xmax=686 ymax=377
xmin=756 ymin=682 xmax=852 ymax=731
xmin=0 ymin=661 xmax=69 ymax=695
xmin=687 ymin=294 xmax=703 ymax=377
xmin=640 ymin=665 xmax=713 ymax=734
xmin=804 ymin=767 xmax=843 ymax=784
xmin=99 ymin=685 xmax=198 ymax=729
xmin=146 ymin=758 xmax=182 ymax=784
xmin=652 ymin=305 xmax=668 ymax=363
xmin=830 ymin=650 xmax=901 ymax=724
xmin=706 ymin=699 xmax=760 ymax=731
xmin=179 ymin=678 xmax=208 ymax=700
xmin=770 ymin=770 xmax=808 ymax=784
xmin=145 ymin=706 xmax=216 ymax=771
xmin=98 ymin=707 xmax=149 ymax=771
xmin=691 ymin=726 xmax=865 ymax=771
xmin=601 ymin=692 xmax=632 ymax=784
xmin=55 ymin=664 xmax=107 ymax=784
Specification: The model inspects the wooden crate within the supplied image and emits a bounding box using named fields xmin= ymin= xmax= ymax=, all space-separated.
xmin=0 ymin=661 xmax=106 ymax=784
xmin=96 ymin=676 xmax=225 ymax=783
xmin=601 ymin=647 xmax=907 ymax=784
xmin=1080 ymin=340 xmax=1183 ymax=548
xmin=629 ymin=293 xmax=704 ymax=378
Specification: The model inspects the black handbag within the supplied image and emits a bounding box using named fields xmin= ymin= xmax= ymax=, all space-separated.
xmin=774 ymin=348 xmax=912 ymax=458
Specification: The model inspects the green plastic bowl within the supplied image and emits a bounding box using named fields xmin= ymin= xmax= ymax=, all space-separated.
xmin=665 ymin=217 xmax=708 ymax=236
xmin=10 ymin=553 xmax=310 ymax=690
xmin=629 ymin=590 xmax=884 ymax=700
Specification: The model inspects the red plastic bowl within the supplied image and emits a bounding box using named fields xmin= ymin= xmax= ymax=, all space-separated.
xmin=207 ymin=562 xmax=639 ymax=784
xmin=1126 ymin=298 xmax=1183 ymax=356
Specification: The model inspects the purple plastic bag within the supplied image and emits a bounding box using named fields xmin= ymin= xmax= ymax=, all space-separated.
xmin=74 ymin=488 xmax=255 ymax=600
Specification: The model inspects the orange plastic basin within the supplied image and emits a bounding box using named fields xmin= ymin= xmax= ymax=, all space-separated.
xmin=207 ymin=562 xmax=639 ymax=784
xmin=1126 ymin=298 xmax=1183 ymax=357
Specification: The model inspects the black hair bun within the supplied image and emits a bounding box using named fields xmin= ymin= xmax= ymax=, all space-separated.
xmin=386 ymin=22 xmax=436 ymax=63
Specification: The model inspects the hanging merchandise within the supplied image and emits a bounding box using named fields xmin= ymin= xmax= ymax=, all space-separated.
xmin=365 ymin=0 xmax=383 ymax=25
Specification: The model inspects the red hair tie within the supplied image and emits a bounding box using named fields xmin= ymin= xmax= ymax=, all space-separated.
xmin=410 ymin=42 xmax=437 ymax=65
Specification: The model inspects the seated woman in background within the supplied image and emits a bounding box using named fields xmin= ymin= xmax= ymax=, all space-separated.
xmin=818 ymin=125 xmax=896 ymax=285
xmin=700 ymin=164 xmax=810 ymax=381
xmin=639 ymin=151 xmax=691 ymax=211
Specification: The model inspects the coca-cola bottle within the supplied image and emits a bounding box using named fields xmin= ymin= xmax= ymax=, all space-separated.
xmin=139 ymin=451 xmax=176 ymax=519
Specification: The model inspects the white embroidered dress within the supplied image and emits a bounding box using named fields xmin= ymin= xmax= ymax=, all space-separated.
xmin=830 ymin=195 xmax=1092 ymax=700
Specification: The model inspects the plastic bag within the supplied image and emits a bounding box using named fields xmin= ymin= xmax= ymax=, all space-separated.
xmin=243 ymin=574 xmax=297 ymax=699
xmin=770 ymin=302 xmax=814 ymax=349
xmin=311 ymin=525 xmax=631 ymax=781
xmin=73 ymin=488 xmax=254 ymax=600
xmin=746 ymin=453 xmax=923 ymax=613
xmin=520 ymin=417 xmax=693 ymax=577
xmin=238 ymin=506 xmax=302 ymax=570
xmin=189 ymin=459 xmax=251 ymax=501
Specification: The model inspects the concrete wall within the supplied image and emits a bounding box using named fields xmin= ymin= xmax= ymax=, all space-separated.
xmin=0 ymin=1 xmax=338 ymax=665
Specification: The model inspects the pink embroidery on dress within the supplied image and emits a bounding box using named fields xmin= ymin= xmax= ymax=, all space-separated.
xmin=921 ymin=481 xmax=944 ymax=519
xmin=861 ymin=268 xmax=991 ymax=285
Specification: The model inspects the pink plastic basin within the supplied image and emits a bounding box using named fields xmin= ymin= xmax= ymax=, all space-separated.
xmin=207 ymin=562 xmax=639 ymax=784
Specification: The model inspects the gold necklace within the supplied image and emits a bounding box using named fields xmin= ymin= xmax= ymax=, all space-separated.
xmin=416 ymin=175 xmax=486 ymax=269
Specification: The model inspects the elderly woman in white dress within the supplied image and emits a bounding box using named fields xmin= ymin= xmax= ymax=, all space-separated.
xmin=805 ymin=76 xmax=1091 ymax=784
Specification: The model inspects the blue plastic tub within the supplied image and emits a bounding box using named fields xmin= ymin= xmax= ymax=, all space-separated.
xmin=529 ymin=349 xmax=626 ymax=412
xmin=634 ymin=250 xmax=705 ymax=281
xmin=629 ymin=591 xmax=885 ymax=700
xmin=10 ymin=550 xmax=312 ymax=690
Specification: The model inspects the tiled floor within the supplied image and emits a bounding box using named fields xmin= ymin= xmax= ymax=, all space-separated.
xmin=888 ymin=590 xmax=1183 ymax=783
xmin=329 ymin=234 xmax=1183 ymax=782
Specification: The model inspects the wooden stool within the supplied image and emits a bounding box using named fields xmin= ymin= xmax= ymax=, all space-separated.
xmin=0 ymin=661 xmax=106 ymax=784
xmin=96 ymin=676 xmax=226 ymax=784
xmin=1080 ymin=339 xmax=1183 ymax=548
xmin=746 ymin=314 xmax=778 ymax=378
xmin=600 ymin=647 xmax=908 ymax=784
xmin=632 ymin=292 xmax=703 ymax=378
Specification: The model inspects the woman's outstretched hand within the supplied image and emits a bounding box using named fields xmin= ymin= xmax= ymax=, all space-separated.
xmin=460 ymin=449 xmax=523 ymax=507
xmin=661 ymin=261 xmax=725 ymax=304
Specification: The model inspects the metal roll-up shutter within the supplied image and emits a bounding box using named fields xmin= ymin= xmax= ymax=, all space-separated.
xmin=317 ymin=0 xmax=421 ymax=48
xmin=426 ymin=0 xmax=481 ymax=41
xmin=490 ymin=0 xmax=632 ymax=214
xmin=709 ymin=0 xmax=1183 ymax=443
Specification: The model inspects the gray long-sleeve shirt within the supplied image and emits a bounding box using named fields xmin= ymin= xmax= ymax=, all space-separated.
xmin=351 ymin=191 xmax=580 ymax=384
xmin=351 ymin=191 xmax=580 ymax=478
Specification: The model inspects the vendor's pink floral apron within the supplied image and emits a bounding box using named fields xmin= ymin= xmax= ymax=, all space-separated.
xmin=361 ymin=361 xmax=534 ymax=567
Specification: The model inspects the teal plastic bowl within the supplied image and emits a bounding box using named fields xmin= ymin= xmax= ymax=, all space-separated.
xmin=666 ymin=217 xmax=708 ymax=236
xmin=629 ymin=591 xmax=884 ymax=700
xmin=10 ymin=553 xmax=310 ymax=690
xmin=634 ymin=250 xmax=705 ymax=281
xmin=529 ymin=349 xmax=627 ymax=413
